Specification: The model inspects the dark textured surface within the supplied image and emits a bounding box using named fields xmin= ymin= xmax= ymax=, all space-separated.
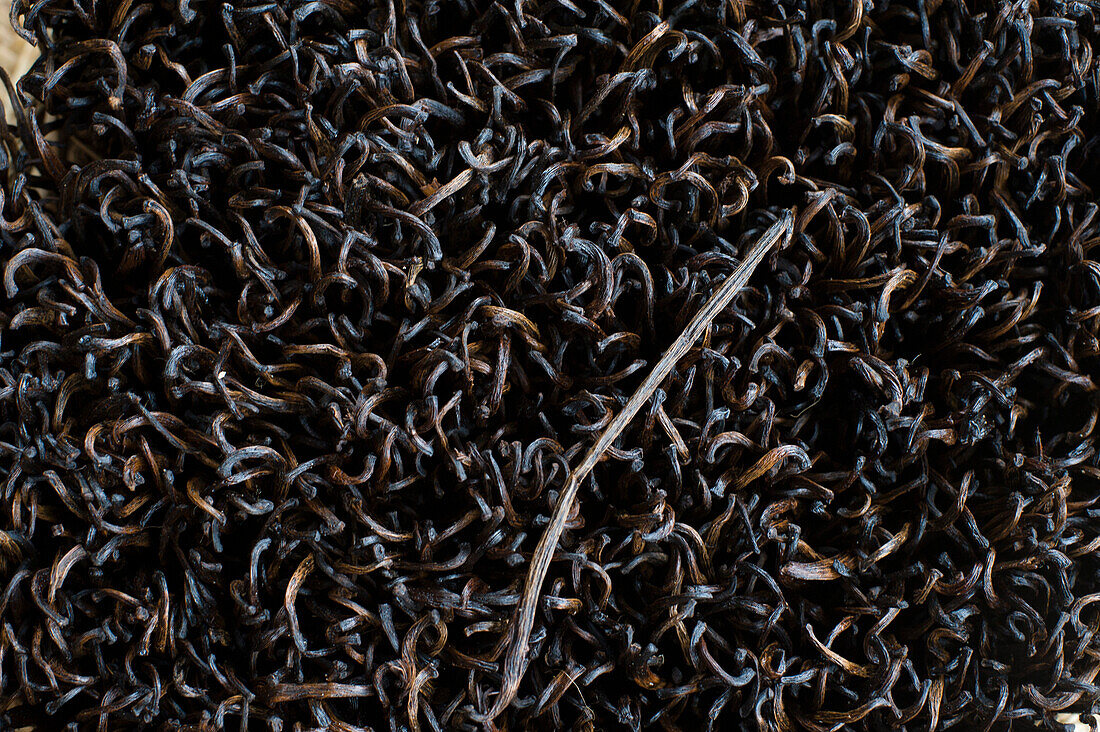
xmin=0 ymin=1 xmax=1099 ymax=729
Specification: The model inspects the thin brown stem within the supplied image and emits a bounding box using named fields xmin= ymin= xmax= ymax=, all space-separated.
xmin=487 ymin=210 xmax=794 ymax=720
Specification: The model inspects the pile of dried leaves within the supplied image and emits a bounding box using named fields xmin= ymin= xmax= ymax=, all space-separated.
xmin=1 ymin=0 xmax=1099 ymax=729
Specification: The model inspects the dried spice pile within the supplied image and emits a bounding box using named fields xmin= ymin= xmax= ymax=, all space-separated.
xmin=2 ymin=0 xmax=1100 ymax=729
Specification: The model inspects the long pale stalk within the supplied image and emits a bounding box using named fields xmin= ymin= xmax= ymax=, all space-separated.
xmin=488 ymin=210 xmax=794 ymax=719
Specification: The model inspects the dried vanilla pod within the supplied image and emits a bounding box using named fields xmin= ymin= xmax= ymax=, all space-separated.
xmin=0 ymin=1 xmax=1098 ymax=730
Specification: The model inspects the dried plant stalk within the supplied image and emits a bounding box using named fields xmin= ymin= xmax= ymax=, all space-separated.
xmin=490 ymin=211 xmax=793 ymax=719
